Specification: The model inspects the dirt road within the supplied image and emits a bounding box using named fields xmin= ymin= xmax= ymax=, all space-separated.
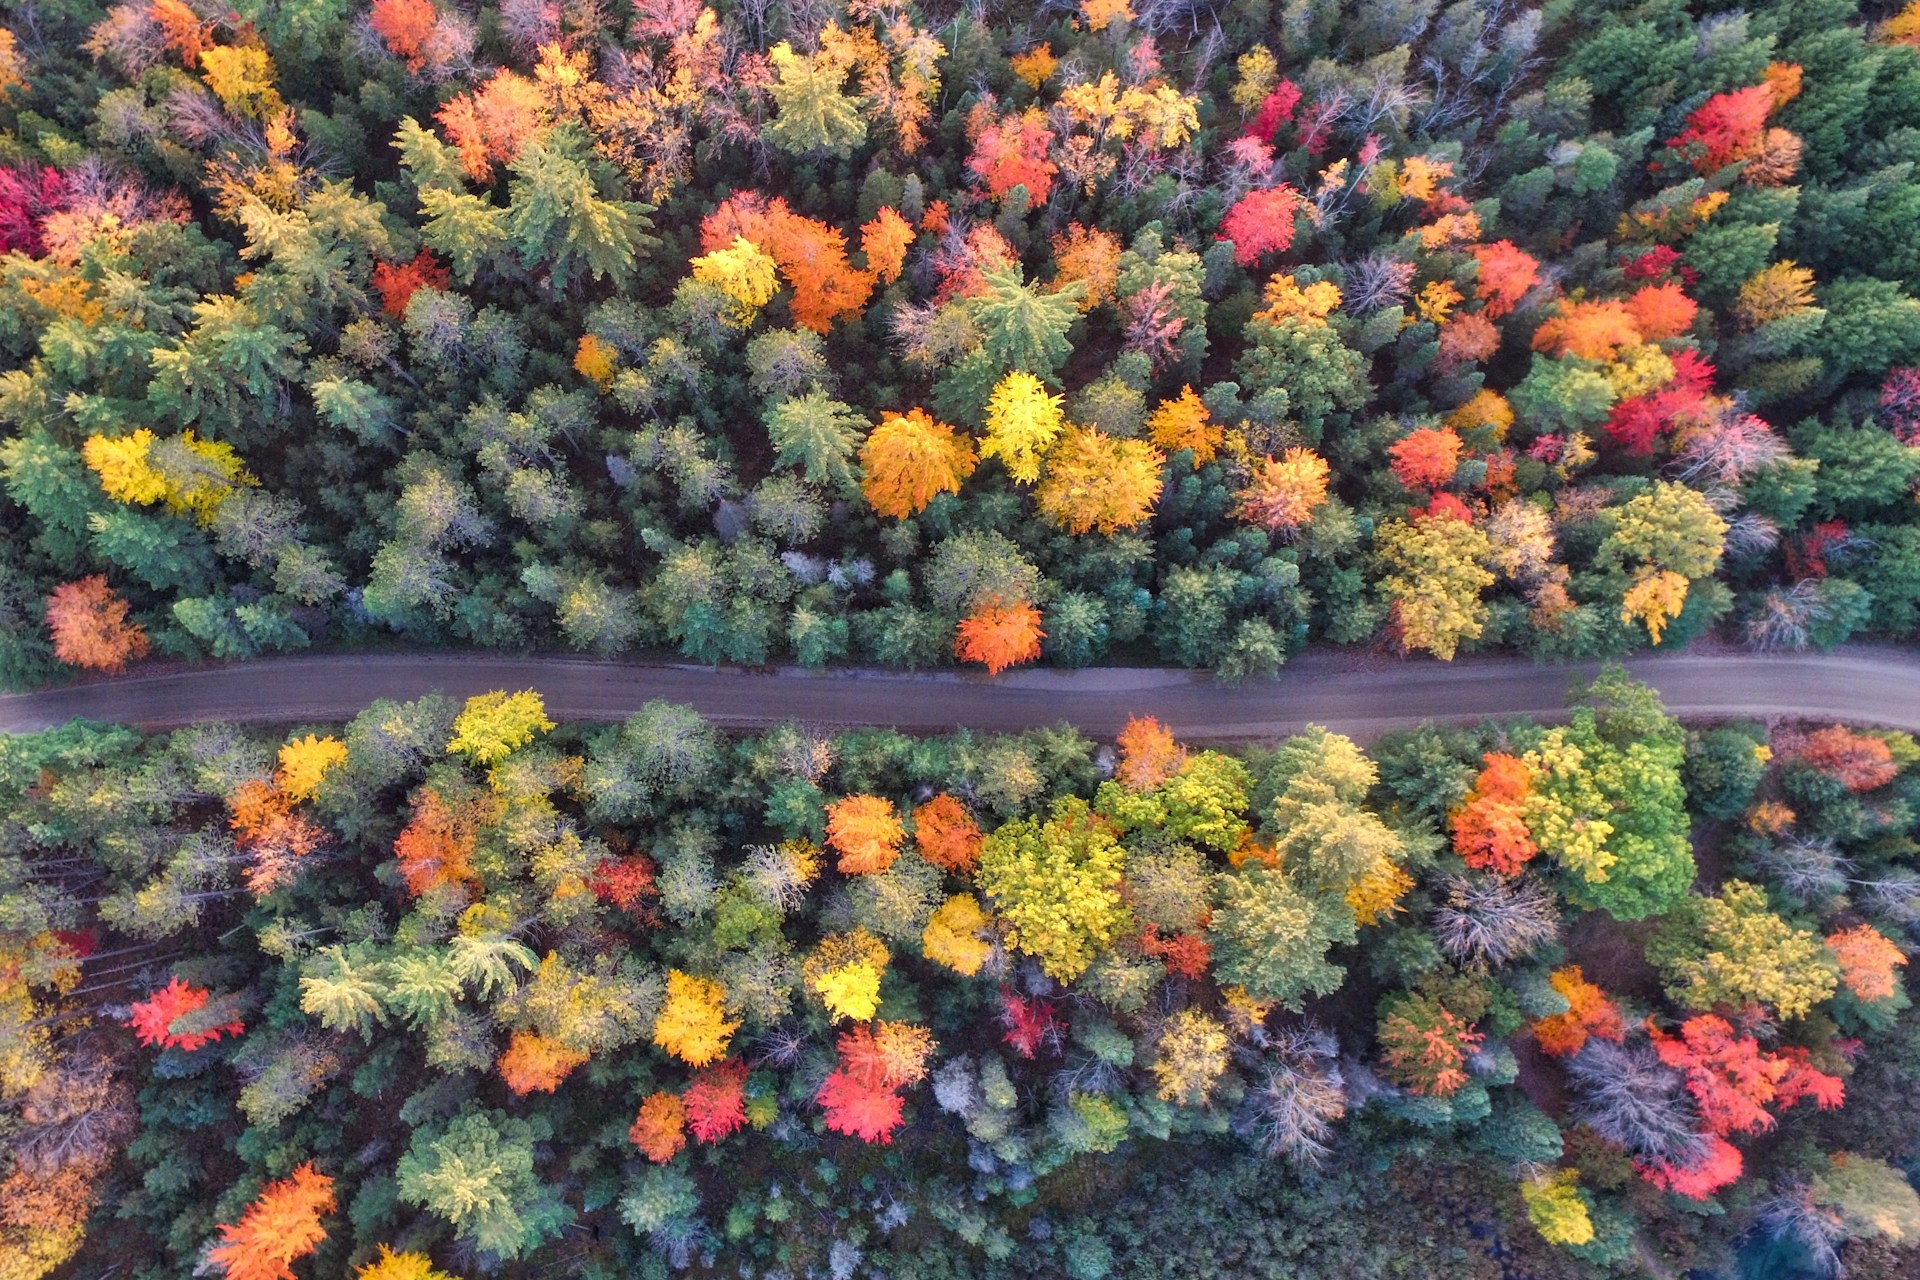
xmin=4 ymin=646 xmax=1917 ymax=740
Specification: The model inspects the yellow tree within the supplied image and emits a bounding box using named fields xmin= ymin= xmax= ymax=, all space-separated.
xmin=690 ymin=236 xmax=780 ymax=327
xmin=276 ymin=735 xmax=348 ymax=803
xmin=859 ymin=408 xmax=978 ymax=518
xmin=652 ymin=971 xmax=739 ymax=1067
xmin=922 ymin=894 xmax=994 ymax=975
xmin=1375 ymin=514 xmax=1495 ymax=660
xmin=804 ymin=930 xmax=889 ymax=1021
xmin=447 ymin=690 xmax=555 ymax=765
xmin=982 ymin=371 xmax=1065 ymax=483
xmin=1145 ymin=386 xmax=1222 ymax=466
xmin=1035 ymin=427 xmax=1164 ymax=534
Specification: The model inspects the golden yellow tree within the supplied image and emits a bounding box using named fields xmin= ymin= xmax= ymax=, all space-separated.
xmin=690 ymin=236 xmax=780 ymax=327
xmin=859 ymin=408 xmax=978 ymax=518
xmin=804 ymin=930 xmax=889 ymax=1022
xmin=652 ymin=971 xmax=739 ymax=1067
xmin=982 ymin=371 xmax=1065 ymax=483
xmin=1035 ymin=427 xmax=1164 ymax=534
xmin=1375 ymin=514 xmax=1495 ymax=660
xmin=276 ymin=735 xmax=348 ymax=803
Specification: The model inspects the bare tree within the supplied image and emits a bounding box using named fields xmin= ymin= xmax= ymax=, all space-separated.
xmin=1432 ymin=873 xmax=1561 ymax=968
xmin=1565 ymin=1038 xmax=1708 ymax=1168
xmin=1237 ymin=1024 xmax=1347 ymax=1165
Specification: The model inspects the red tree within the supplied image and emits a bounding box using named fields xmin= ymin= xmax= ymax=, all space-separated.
xmin=1667 ymin=85 xmax=1774 ymax=174
xmin=126 ymin=977 xmax=243 ymax=1051
xmin=999 ymin=988 xmax=1062 ymax=1058
xmin=371 ymin=249 xmax=449 ymax=318
xmin=1388 ymin=428 xmax=1463 ymax=491
xmin=1218 ymin=186 xmax=1301 ymax=265
xmin=590 ymin=851 xmax=660 ymax=921
xmin=45 ymin=576 xmax=150 ymax=673
xmin=968 ymin=109 xmax=1057 ymax=204
xmin=1471 ymin=241 xmax=1540 ymax=317
xmin=369 ymin=0 xmax=438 ymax=71
xmin=683 ymin=1059 xmax=748 ymax=1143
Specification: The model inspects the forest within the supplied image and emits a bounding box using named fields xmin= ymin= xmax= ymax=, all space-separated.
xmin=5 ymin=0 xmax=1920 ymax=683
xmin=3 ymin=672 xmax=1920 ymax=1279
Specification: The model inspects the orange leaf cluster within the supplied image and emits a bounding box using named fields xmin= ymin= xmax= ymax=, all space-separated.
xmin=208 ymin=1163 xmax=335 ymax=1280
xmin=590 ymin=851 xmax=660 ymax=920
xmin=437 ymin=71 xmax=547 ymax=182
xmin=1115 ymin=715 xmax=1187 ymax=790
xmin=1388 ymin=427 xmax=1464 ymax=491
xmin=1827 ymin=924 xmax=1908 ymax=1002
xmin=1471 ymin=241 xmax=1540 ymax=318
xmin=45 ymin=576 xmax=149 ymax=673
xmin=393 ymin=787 xmax=483 ymax=897
xmin=1798 ymin=726 xmax=1898 ymax=793
xmin=629 ymin=1091 xmax=687 ymax=1163
xmin=497 ymin=1030 xmax=588 ymax=1095
xmin=126 ymin=976 xmax=244 ymax=1051
xmin=826 ymin=794 xmax=906 ymax=875
xmin=369 ymin=0 xmax=438 ymax=71
xmin=1050 ymin=223 xmax=1123 ymax=310
xmin=1235 ymin=448 xmax=1331 ymax=534
xmin=860 ymin=207 xmax=914 ymax=285
xmin=1438 ymin=310 xmax=1501 ymax=366
xmin=683 ymin=1059 xmax=748 ymax=1143
xmin=955 ymin=601 xmax=1045 ymax=676
xmin=228 ymin=779 xmax=326 ymax=897
xmin=967 ymin=108 xmax=1057 ymax=203
xmin=860 ymin=408 xmax=978 ymax=519
xmin=372 ymin=249 xmax=450 ymax=319
xmin=1531 ymin=966 xmax=1624 ymax=1057
xmin=1641 ymin=1134 xmax=1745 ymax=1201
xmin=1530 ymin=298 xmax=1641 ymax=362
xmin=1449 ymin=754 xmax=1538 ymax=875
xmin=912 ymin=793 xmax=982 ymax=873
xmin=1668 ymin=84 xmax=1774 ymax=174
xmin=1624 ymin=281 xmax=1698 ymax=341
xmin=1651 ymin=1014 xmax=1844 ymax=1142
xmin=1145 ymin=386 xmax=1222 ymax=466
xmin=1140 ymin=923 xmax=1211 ymax=979
xmin=702 ymin=193 xmax=875 ymax=332
xmin=150 ymin=0 xmax=212 ymax=68
xmin=1377 ymin=995 xmax=1483 ymax=1097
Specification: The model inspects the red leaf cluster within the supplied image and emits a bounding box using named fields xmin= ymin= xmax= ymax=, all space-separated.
xmin=1219 ymin=186 xmax=1301 ymax=266
xmin=999 ymin=988 xmax=1062 ymax=1059
xmin=1602 ymin=348 xmax=1716 ymax=454
xmin=590 ymin=851 xmax=660 ymax=921
xmin=1139 ymin=923 xmax=1211 ymax=979
xmin=968 ymin=109 xmax=1057 ymax=204
xmin=126 ymin=977 xmax=244 ymax=1051
xmin=372 ymin=249 xmax=450 ymax=319
xmin=1651 ymin=1014 xmax=1844 ymax=1140
xmin=1667 ymin=84 xmax=1774 ymax=174
xmin=1245 ymin=80 xmax=1302 ymax=142
xmin=0 ymin=165 xmax=69 ymax=257
xmin=683 ymin=1059 xmax=748 ymax=1143
xmin=1388 ymin=427 xmax=1463 ymax=491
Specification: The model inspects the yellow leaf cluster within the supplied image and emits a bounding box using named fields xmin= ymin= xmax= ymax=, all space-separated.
xmin=446 ymin=690 xmax=555 ymax=765
xmin=804 ymin=929 xmax=889 ymax=1021
xmin=1254 ymin=273 xmax=1342 ymax=327
xmin=1152 ymin=1008 xmax=1229 ymax=1105
xmin=652 ymin=970 xmax=739 ymax=1066
xmin=200 ymin=45 xmax=284 ymax=119
xmin=1010 ymin=44 xmax=1056 ymax=89
xmin=1734 ymin=261 xmax=1817 ymax=328
xmin=1056 ymin=72 xmax=1199 ymax=149
xmin=922 ymin=894 xmax=994 ymax=976
xmin=1081 ymin=0 xmax=1134 ymax=32
xmin=983 ymin=371 xmax=1065 ymax=483
xmin=83 ymin=429 xmax=254 ymax=524
xmin=1231 ymin=47 xmax=1280 ymax=114
xmin=1445 ymin=390 xmax=1514 ymax=443
xmin=690 ymin=236 xmax=781 ymax=327
xmin=1345 ymin=860 xmax=1414 ymax=926
xmin=1621 ymin=569 xmax=1690 ymax=645
xmin=1036 ymin=427 xmax=1165 ymax=535
xmin=277 ymin=735 xmax=348 ymax=803
xmin=1415 ymin=280 xmax=1462 ymax=326
xmin=574 ymin=334 xmax=617 ymax=390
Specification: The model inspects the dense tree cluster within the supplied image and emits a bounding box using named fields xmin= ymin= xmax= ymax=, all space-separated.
xmin=2 ymin=672 xmax=1918 ymax=1277
xmin=3 ymin=0 xmax=1920 ymax=689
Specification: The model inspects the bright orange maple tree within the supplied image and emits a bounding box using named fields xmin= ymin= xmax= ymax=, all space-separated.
xmin=1827 ymin=924 xmax=1907 ymax=1002
xmin=826 ymin=794 xmax=906 ymax=875
xmin=393 ymin=787 xmax=484 ymax=897
xmin=1531 ymin=965 xmax=1624 ymax=1057
xmin=955 ymin=600 xmax=1045 ymax=676
xmin=1531 ymin=298 xmax=1642 ymax=362
xmin=207 ymin=1163 xmax=335 ymax=1280
xmin=629 ymin=1091 xmax=688 ymax=1163
xmin=1388 ymin=427 xmax=1464 ymax=491
xmin=859 ymin=408 xmax=978 ymax=519
xmin=1449 ymin=753 xmax=1538 ymax=875
xmin=1470 ymin=240 xmax=1540 ymax=318
xmin=911 ymin=793 xmax=983 ymax=872
xmin=45 ymin=576 xmax=149 ymax=672
xmin=1115 ymin=715 xmax=1187 ymax=790
xmin=860 ymin=207 xmax=914 ymax=285
xmin=497 ymin=1030 xmax=588 ymax=1095
xmin=1235 ymin=448 xmax=1331 ymax=534
xmin=369 ymin=0 xmax=438 ymax=72
xmin=126 ymin=977 xmax=244 ymax=1051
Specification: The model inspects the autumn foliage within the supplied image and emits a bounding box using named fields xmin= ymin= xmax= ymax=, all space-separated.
xmin=498 ymin=1031 xmax=588 ymax=1095
xmin=955 ymin=600 xmax=1046 ymax=676
xmin=629 ymin=1092 xmax=688 ymax=1163
xmin=207 ymin=1163 xmax=335 ymax=1280
xmin=683 ymin=1059 xmax=748 ymax=1143
xmin=368 ymin=0 xmax=438 ymax=72
xmin=1827 ymin=924 xmax=1908 ymax=1002
xmin=1798 ymin=725 xmax=1899 ymax=793
xmin=228 ymin=779 xmax=326 ymax=897
xmin=1218 ymin=185 xmax=1301 ymax=265
xmin=826 ymin=794 xmax=906 ymax=875
xmin=1651 ymin=1014 xmax=1844 ymax=1140
xmin=859 ymin=408 xmax=978 ymax=519
xmin=1450 ymin=754 xmax=1538 ymax=875
xmin=1235 ymin=448 xmax=1331 ymax=533
xmin=1388 ymin=427 xmax=1464 ymax=491
xmin=372 ymin=249 xmax=449 ymax=318
xmin=1376 ymin=993 xmax=1483 ymax=1097
xmin=394 ymin=787 xmax=483 ymax=897
xmin=703 ymin=193 xmax=875 ymax=332
xmin=817 ymin=1023 xmax=931 ymax=1144
xmin=126 ymin=977 xmax=243 ymax=1051
xmin=1470 ymin=241 xmax=1540 ymax=317
xmin=1116 ymin=715 xmax=1188 ymax=790
xmin=911 ymin=793 xmax=983 ymax=873
xmin=45 ymin=576 xmax=149 ymax=672
xmin=1532 ymin=966 xmax=1624 ymax=1057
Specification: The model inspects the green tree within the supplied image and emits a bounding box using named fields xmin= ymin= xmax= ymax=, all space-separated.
xmin=396 ymin=1108 xmax=572 ymax=1258
xmin=505 ymin=127 xmax=658 ymax=291
xmin=969 ymin=265 xmax=1083 ymax=378
xmin=765 ymin=392 xmax=864 ymax=492
xmin=766 ymin=42 xmax=868 ymax=157
xmin=1208 ymin=863 xmax=1355 ymax=1007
